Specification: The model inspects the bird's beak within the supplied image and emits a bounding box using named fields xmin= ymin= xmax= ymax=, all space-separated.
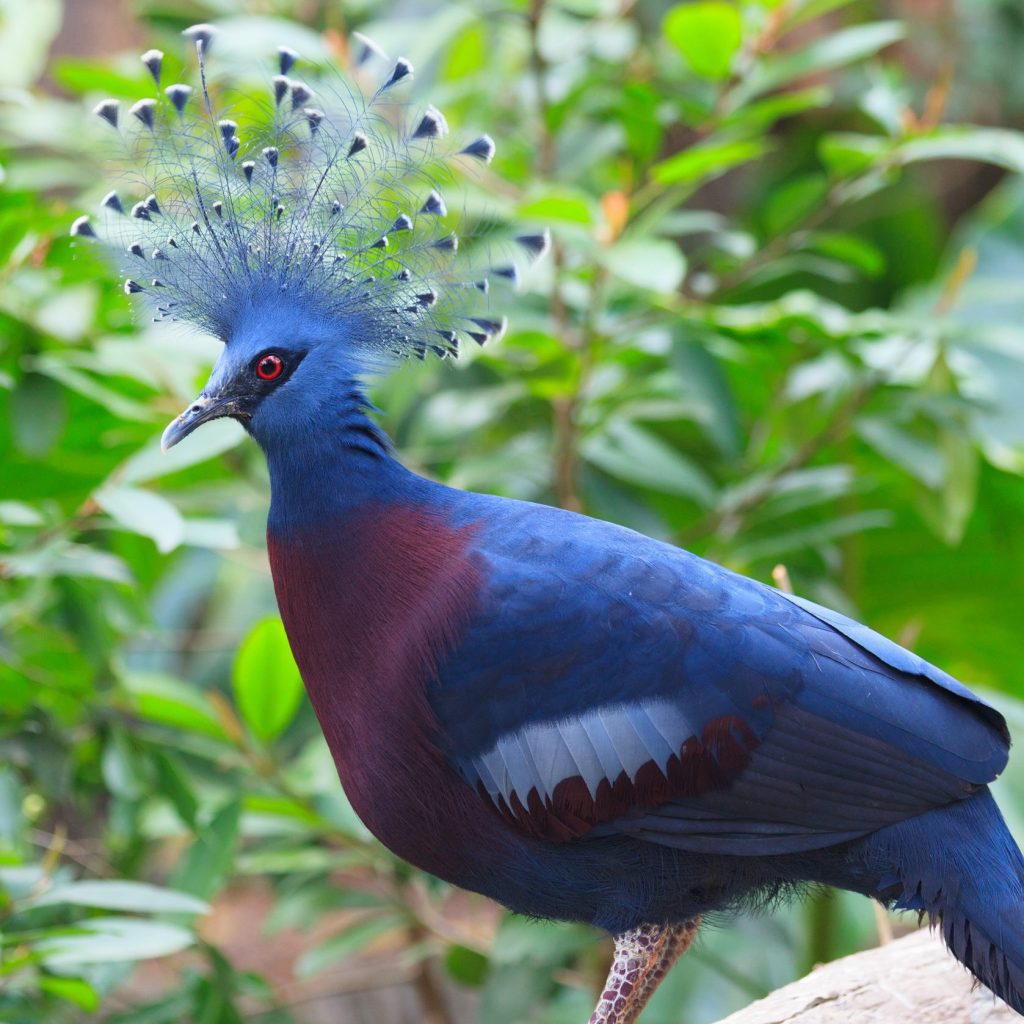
xmin=161 ymin=394 xmax=238 ymax=451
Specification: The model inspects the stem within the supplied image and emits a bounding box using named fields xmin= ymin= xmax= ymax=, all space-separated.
xmin=407 ymin=920 xmax=453 ymax=1024
xmin=394 ymin=874 xmax=460 ymax=1024
xmin=527 ymin=0 xmax=554 ymax=178
xmin=805 ymin=887 xmax=838 ymax=972
xmin=551 ymin=268 xmax=607 ymax=511
xmin=552 ymin=393 xmax=581 ymax=511
xmin=527 ymin=0 xmax=588 ymax=511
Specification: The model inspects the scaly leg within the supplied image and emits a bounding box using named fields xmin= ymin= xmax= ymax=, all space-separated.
xmin=588 ymin=918 xmax=701 ymax=1024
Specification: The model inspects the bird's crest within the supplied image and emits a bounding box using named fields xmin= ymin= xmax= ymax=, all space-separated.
xmin=71 ymin=24 xmax=548 ymax=365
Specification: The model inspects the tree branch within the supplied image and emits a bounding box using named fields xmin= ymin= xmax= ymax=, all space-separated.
xmin=714 ymin=929 xmax=1015 ymax=1024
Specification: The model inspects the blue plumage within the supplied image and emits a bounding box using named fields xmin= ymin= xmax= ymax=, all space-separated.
xmin=74 ymin=25 xmax=1024 ymax=1023
xmin=433 ymin=496 xmax=1005 ymax=855
xmin=72 ymin=24 xmax=532 ymax=369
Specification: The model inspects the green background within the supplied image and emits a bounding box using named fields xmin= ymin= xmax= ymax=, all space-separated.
xmin=4 ymin=0 xmax=1024 ymax=1021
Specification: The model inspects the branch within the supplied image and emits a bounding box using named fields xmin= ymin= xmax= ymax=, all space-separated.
xmin=713 ymin=929 xmax=1015 ymax=1024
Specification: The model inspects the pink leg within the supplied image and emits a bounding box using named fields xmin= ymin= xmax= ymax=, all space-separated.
xmin=589 ymin=919 xmax=701 ymax=1024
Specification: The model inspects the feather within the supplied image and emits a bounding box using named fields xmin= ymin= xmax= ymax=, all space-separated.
xmin=277 ymin=46 xmax=298 ymax=75
xmin=140 ymin=49 xmax=163 ymax=84
xmin=70 ymin=26 xmax=535 ymax=363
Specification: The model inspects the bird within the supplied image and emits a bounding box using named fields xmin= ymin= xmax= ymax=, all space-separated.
xmin=74 ymin=25 xmax=1024 ymax=1023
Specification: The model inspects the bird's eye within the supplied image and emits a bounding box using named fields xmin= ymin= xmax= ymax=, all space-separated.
xmin=255 ymin=353 xmax=283 ymax=381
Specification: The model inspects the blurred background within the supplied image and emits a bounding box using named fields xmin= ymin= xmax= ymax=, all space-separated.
xmin=4 ymin=0 xmax=1024 ymax=1021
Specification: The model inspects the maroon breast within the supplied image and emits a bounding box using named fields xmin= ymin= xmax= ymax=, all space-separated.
xmin=267 ymin=503 xmax=509 ymax=882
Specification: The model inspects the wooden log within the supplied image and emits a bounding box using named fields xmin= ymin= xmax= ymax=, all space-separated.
xmin=715 ymin=928 xmax=1015 ymax=1024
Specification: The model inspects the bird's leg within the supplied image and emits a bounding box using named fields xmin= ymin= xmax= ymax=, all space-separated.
xmin=588 ymin=919 xmax=701 ymax=1024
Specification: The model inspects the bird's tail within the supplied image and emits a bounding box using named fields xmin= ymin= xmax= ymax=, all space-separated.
xmin=857 ymin=787 xmax=1024 ymax=1014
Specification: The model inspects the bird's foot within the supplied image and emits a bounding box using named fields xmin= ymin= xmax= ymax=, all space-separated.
xmin=588 ymin=918 xmax=701 ymax=1024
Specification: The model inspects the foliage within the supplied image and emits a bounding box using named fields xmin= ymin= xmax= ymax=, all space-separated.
xmin=3 ymin=0 xmax=1024 ymax=1021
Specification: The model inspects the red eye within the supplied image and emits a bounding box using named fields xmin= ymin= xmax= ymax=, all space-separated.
xmin=256 ymin=354 xmax=283 ymax=380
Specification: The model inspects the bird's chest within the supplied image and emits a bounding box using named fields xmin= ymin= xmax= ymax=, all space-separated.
xmin=266 ymin=506 xmax=501 ymax=881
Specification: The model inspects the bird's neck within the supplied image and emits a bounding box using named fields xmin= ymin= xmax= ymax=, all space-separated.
xmin=261 ymin=400 xmax=441 ymax=532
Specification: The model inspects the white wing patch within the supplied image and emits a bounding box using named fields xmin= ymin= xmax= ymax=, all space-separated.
xmin=467 ymin=699 xmax=695 ymax=807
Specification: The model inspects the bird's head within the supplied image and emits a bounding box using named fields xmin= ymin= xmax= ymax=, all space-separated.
xmin=71 ymin=25 xmax=546 ymax=457
xmin=160 ymin=298 xmax=362 ymax=453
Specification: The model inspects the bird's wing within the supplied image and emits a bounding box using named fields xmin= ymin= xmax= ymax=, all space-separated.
xmin=432 ymin=499 xmax=1009 ymax=853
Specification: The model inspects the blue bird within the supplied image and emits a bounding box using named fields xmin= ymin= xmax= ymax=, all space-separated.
xmin=75 ymin=26 xmax=1024 ymax=1023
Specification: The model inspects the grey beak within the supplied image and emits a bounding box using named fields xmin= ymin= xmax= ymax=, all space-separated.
xmin=161 ymin=394 xmax=238 ymax=451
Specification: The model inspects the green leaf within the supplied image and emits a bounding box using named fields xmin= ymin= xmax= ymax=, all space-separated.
xmin=763 ymin=174 xmax=828 ymax=235
xmin=445 ymin=944 xmax=490 ymax=987
xmin=2 ymin=542 xmax=132 ymax=584
xmin=518 ymin=190 xmax=594 ymax=225
xmin=121 ymin=671 xmax=230 ymax=742
xmin=805 ymin=232 xmax=886 ymax=277
xmin=917 ymin=426 xmax=979 ymax=546
xmin=856 ymin=417 xmax=945 ymax=488
xmin=34 ymin=284 xmax=97 ymax=341
xmin=743 ymin=466 xmax=858 ymax=520
xmin=443 ymin=22 xmax=488 ymax=80
xmin=0 ymin=865 xmax=48 ymax=899
xmin=582 ymin=422 xmax=716 ymax=505
xmin=860 ymin=72 xmax=909 ymax=136
xmin=784 ymin=0 xmax=861 ymax=29
xmin=35 ymin=880 xmax=209 ymax=915
xmin=653 ymin=138 xmax=770 ymax=186
xmin=663 ymin=2 xmax=743 ymax=81
xmin=39 ymin=976 xmax=100 ymax=1012
xmin=0 ymin=500 xmax=44 ymax=526
xmin=243 ymin=792 xmax=321 ymax=828
xmin=36 ymin=917 xmax=196 ymax=966
xmin=733 ymin=510 xmax=892 ymax=562
xmin=296 ymin=915 xmax=407 ymax=977
xmin=0 ymin=768 xmax=23 ymax=846
xmin=10 ymin=372 xmax=66 ymax=457
xmin=602 ymin=238 xmax=687 ymax=293
xmin=119 ymin=418 xmax=246 ymax=484
xmin=30 ymin=355 xmax=154 ymax=421
xmin=180 ymin=517 xmax=241 ymax=550
xmin=232 ymin=617 xmax=305 ymax=744
xmin=744 ymin=21 xmax=906 ymax=98
xmin=818 ymin=132 xmax=889 ymax=176
xmin=171 ymin=800 xmax=242 ymax=901
xmin=235 ymin=845 xmax=360 ymax=875
xmin=722 ymin=86 xmax=831 ymax=132
xmin=101 ymin=728 xmax=144 ymax=801
xmin=152 ymin=752 xmax=199 ymax=828
xmin=50 ymin=58 xmax=150 ymax=96
xmin=670 ymin=337 xmax=742 ymax=458
xmin=896 ymin=127 xmax=1024 ymax=176
xmin=0 ymin=0 xmax=62 ymax=88
xmin=95 ymin=486 xmax=186 ymax=555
